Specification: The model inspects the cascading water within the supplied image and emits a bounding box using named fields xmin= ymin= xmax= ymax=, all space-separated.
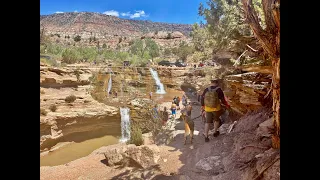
xmin=107 ymin=72 xmax=112 ymax=95
xmin=119 ymin=107 xmax=130 ymax=143
xmin=149 ymin=68 xmax=166 ymax=94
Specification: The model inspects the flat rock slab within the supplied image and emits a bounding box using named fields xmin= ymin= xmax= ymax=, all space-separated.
xmin=195 ymin=156 xmax=225 ymax=176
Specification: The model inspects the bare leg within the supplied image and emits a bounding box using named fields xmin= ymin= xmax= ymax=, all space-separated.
xmin=214 ymin=120 xmax=220 ymax=133
xmin=205 ymin=123 xmax=210 ymax=138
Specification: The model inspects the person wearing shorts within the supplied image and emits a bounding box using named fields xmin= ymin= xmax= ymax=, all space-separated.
xmin=171 ymin=101 xmax=177 ymax=119
xmin=201 ymin=79 xmax=230 ymax=142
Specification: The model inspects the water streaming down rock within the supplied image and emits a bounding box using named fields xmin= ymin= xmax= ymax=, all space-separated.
xmin=119 ymin=107 xmax=130 ymax=143
xmin=149 ymin=68 xmax=166 ymax=94
xmin=107 ymin=72 xmax=112 ymax=95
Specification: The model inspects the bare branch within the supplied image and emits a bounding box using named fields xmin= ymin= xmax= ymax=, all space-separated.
xmin=246 ymin=44 xmax=258 ymax=52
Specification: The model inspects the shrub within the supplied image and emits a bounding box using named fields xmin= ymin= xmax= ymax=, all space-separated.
xmin=62 ymin=48 xmax=79 ymax=64
xmin=74 ymin=35 xmax=81 ymax=42
xmin=49 ymin=104 xmax=57 ymax=112
xmin=134 ymin=102 xmax=163 ymax=141
xmin=40 ymin=89 xmax=45 ymax=94
xmin=46 ymin=43 xmax=64 ymax=55
xmin=65 ymin=95 xmax=77 ymax=103
xmin=78 ymin=47 xmax=98 ymax=62
xmin=40 ymin=108 xmax=47 ymax=116
xmin=128 ymin=123 xmax=144 ymax=146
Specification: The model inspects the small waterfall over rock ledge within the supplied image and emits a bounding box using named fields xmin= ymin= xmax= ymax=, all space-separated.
xmin=149 ymin=68 xmax=166 ymax=94
xmin=119 ymin=107 xmax=130 ymax=143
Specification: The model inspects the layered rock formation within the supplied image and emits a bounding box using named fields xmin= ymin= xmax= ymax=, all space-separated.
xmin=40 ymin=63 xmax=120 ymax=152
xmin=224 ymin=72 xmax=272 ymax=114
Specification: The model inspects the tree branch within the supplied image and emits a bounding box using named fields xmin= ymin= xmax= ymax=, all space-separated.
xmin=241 ymin=0 xmax=279 ymax=59
xmin=246 ymin=44 xmax=258 ymax=52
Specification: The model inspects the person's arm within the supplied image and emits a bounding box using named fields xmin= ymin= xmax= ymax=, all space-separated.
xmin=201 ymin=88 xmax=208 ymax=106
xmin=217 ymin=88 xmax=230 ymax=108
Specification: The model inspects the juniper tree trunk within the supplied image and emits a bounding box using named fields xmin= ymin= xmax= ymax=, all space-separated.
xmin=241 ymin=0 xmax=280 ymax=148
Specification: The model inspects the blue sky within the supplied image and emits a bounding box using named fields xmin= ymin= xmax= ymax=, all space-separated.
xmin=40 ymin=0 xmax=206 ymax=24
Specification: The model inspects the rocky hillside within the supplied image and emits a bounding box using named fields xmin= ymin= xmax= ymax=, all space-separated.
xmin=40 ymin=12 xmax=192 ymax=47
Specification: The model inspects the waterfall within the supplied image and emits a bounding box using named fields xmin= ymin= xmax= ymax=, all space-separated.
xmin=149 ymin=68 xmax=166 ymax=94
xmin=119 ymin=107 xmax=131 ymax=143
xmin=107 ymin=72 xmax=112 ymax=95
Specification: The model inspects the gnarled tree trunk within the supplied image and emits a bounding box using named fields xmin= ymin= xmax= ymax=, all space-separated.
xmin=241 ymin=0 xmax=280 ymax=148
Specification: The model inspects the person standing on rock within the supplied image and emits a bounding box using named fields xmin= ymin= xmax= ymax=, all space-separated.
xmin=201 ymin=79 xmax=230 ymax=142
xmin=170 ymin=101 xmax=177 ymax=120
xmin=149 ymin=92 xmax=152 ymax=100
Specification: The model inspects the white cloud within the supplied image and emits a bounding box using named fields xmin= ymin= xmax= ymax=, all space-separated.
xmin=121 ymin=12 xmax=131 ymax=16
xmin=103 ymin=10 xmax=119 ymax=17
xmin=74 ymin=10 xmax=78 ymax=12
xmin=120 ymin=10 xmax=147 ymax=19
xmin=55 ymin=11 xmax=63 ymax=14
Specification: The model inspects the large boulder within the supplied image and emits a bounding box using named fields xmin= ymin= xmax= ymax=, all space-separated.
xmin=103 ymin=144 xmax=160 ymax=169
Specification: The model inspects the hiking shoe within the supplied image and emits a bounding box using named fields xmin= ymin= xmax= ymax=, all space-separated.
xmin=213 ymin=131 xmax=220 ymax=137
xmin=205 ymin=137 xmax=210 ymax=142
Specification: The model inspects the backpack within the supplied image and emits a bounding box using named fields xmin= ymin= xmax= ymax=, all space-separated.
xmin=204 ymin=86 xmax=220 ymax=108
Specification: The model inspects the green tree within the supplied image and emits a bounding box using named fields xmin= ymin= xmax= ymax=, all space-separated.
xmin=145 ymin=38 xmax=159 ymax=61
xmin=198 ymin=0 xmax=264 ymax=54
xmin=163 ymin=48 xmax=171 ymax=56
xmin=103 ymin=50 xmax=116 ymax=60
xmin=173 ymin=42 xmax=194 ymax=61
xmin=130 ymin=39 xmax=145 ymax=58
xmin=116 ymin=51 xmax=129 ymax=62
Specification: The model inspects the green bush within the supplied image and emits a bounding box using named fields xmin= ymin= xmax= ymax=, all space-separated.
xmin=46 ymin=43 xmax=64 ymax=55
xmin=78 ymin=47 xmax=98 ymax=62
xmin=128 ymin=123 xmax=144 ymax=146
xmin=62 ymin=48 xmax=79 ymax=64
xmin=65 ymin=95 xmax=77 ymax=103
xmin=40 ymin=45 xmax=46 ymax=54
xmin=103 ymin=50 xmax=116 ymax=60
xmin=116 ymin=51 xmax=129 ymax=62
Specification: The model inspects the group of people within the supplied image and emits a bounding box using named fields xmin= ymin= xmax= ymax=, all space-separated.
xmin=155 ymin=94 xmax=193 ymax=126
xmin=152 ymin=78 xmax=230 ymax=143
xmin=167 ymin=79 xmax=231 ymax=143
xmin=169 ymin=94 xmax=193 ymax=121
